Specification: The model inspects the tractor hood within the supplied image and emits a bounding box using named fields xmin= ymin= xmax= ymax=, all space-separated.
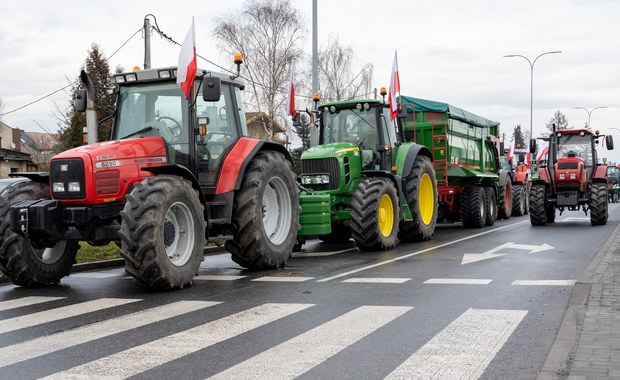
xmin=301 ymin=142 xmax=362 ymax=160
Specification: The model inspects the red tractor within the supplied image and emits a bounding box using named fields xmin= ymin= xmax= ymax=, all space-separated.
xmin=0 ymin=63 xmax=300 ymax=290
xmin=529 ymin=126 xmax=614 ymax=226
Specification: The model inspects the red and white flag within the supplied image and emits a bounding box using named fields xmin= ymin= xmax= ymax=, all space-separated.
xmin=536 ymin=141 xmax=549 ymax=161
xmin=525 ymin=152 xmax=531 ymax=168
xmin=177 ymin=18 xmax=197 ymax=100
xmin=287 ymin=61 xmax=297 ymax=119
xmin=388 ymin=51 xmax=400 ymax=121
xmin=506 ymin=144 xmax=514 ymax=162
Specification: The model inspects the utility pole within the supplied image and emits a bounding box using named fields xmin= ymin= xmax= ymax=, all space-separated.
xmin=310 ymin=0 xmax=318 ymax=146
xmin=144 ymin=16 xmax=152 ymax=69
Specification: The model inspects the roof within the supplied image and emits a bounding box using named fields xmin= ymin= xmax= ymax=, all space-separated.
xmin=245 ymin=112 xmax=286 ymax=133
xmin=399 ymin=95 xmax=500 ymax=128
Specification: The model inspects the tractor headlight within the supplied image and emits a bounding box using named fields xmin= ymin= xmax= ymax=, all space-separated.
xmin=68 ymin=182 xmax=81 ymax=192
xmin=53 ymin=182 xmax=65 ymax=192
xmin=570 ymin=173 xmax=576 ymax=180
xmin=301 ymin=174 xmax=330 ymax=185
xmin=559 ymin=173 xmax=566 ymax=180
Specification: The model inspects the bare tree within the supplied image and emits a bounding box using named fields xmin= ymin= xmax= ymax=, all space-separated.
xmin=316 ymin=35 xmax=374 ymax=102
xmin=213 ymin=0 xmax=305 ymax=140
xmin=545 ymin=110 xmax=569 ymax=135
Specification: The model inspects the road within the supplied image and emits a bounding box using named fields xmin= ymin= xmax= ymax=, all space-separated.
xmin=1 ymin=204 xmax=618 ymax=379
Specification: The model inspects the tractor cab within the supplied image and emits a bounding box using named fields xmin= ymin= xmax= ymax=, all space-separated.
xmin=318 ymin=99 xmax=400 ymax=172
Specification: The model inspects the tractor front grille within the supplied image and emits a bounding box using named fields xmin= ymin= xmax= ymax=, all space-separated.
xmin=301 ymin=158 xmax=340 ymax=190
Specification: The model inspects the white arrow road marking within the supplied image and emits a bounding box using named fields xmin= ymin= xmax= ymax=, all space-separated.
xmin=461 ymin=242 xmax=555 ymax=265
xmin=385 ymin=308 xmax=527 ymax=380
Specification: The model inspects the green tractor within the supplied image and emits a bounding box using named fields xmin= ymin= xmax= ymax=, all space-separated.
xmin=296 ymin=99 xmax=438 ymax=251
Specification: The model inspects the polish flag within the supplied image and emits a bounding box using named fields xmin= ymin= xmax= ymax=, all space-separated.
xmin=177 ymin=18 xmax=197 ymax=100
xmin=537 ymin=141 xmax=549 ymax=161
xmin=525 ymin=152 xmax=531 ymax=168
xmin=388 ymin=51 xmax=400 ymax=121
xmin=287 ymin=61 xmax=297 ymax=118
xmin=506 ymin=144 xmax=514 ymax=162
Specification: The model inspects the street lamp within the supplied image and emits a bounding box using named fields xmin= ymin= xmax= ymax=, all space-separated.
xmin=573 ymin=106 xmax=607 ymax=129
xmin=504 ymin=50 xmax=562 ymax=151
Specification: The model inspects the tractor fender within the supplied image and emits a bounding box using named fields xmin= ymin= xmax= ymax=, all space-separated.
xmin=400 ymin=144 xmax=433 ymax=177
xmin=592 ymin=165 xmax=608 ymax=181
xmin=215 ymin=138 xmax=293 ymax=195
xmin=8 ymin=171 xmax=49 ymax=184
xmin=142 ymin=164 xmax=206 ymax=204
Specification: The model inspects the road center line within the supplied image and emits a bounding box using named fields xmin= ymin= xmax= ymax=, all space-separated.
xmin=317 ymin=220 xmax=529 ymax=282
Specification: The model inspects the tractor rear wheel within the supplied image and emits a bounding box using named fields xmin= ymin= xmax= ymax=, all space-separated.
xmin=512 ymin=184 xmax=526 ymax=216
xmin=460 ymin=187 xmax=486 ymax=228
xmin=398 ymin=156 xmax=438 ymax=242
xmin=498 ymin=176 xmax=512 ymax=219
xmin=0 ymin=181 xmax=78 ymax=287
xmin=351 ymin=177 xmax=399 ymax=251
xmin=529 ymin=184 xmax=547 ymax=226
xmin=226 ymin=151 xmax=300 ymax=270
xmin=484 ymin=187 xmax=497 ymax=226
xmin=119 ymin=175 xmax=205 ymax=290
xmin=589 ymin=182 xmax=608 ymax=225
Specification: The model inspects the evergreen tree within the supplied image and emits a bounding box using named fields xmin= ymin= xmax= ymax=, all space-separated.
xmin=58 ymin=43 xmax=117 ymax=150
xmin=512 ymin=124 xmax=526 ymax=149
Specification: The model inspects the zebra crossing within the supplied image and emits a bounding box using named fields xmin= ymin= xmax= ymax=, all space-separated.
xmin=0 ymin=295 xmax=531 ymax=379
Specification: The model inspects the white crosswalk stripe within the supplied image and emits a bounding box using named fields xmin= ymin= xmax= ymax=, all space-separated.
xmin=208 ymin=305 xmax=412 ymax=380
xmin=0 ymin=300 xmax=218 ymax=368
xmin=42 ymin=303 xmax=314 ymax=380
xmin=385 ymin=308 xmax=527 ymax=379
xmin=0 ymin=296 xmax=65 ymax=311
xmin=0 ymin=298 xmax=140 ymax=334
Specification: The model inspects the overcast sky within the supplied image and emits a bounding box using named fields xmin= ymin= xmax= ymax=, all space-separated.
xmin=1 ymin=0 xmax=619 ymax=162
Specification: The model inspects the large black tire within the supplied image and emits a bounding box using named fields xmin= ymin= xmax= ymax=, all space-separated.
xmin=497 ymin=175 xmax=512 ymax=220
xmin=119 ymin=175 xmax=205 ymax=290
xmin=318 ymin=223 xmax=352 ymax=244
xmin=529 ymin=184 xmax=547 ymax=226
xmin=460 ymin=187 xmax=487 ymax=228
xmin=351 ymin=177 xmax=399 ymax=251
xmin=398 ymin=156 xmax=438 ymax=242
xmin=0 ymin=181 xmax=78 ymax=287
xmin=484 ymin=187 xmax=497 ymax=226
xmin=589 ymin=182 xmax=608 ymax=226
xmin=546 ymin=203 xmax=556 ymax=223
xmin=512 ymin=184 xmax=526 ymax=216
xmin=226 ymin=151 xmax=300 ymax=270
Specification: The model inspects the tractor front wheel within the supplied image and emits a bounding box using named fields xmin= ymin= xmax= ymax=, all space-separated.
xmin=498 ymin=176 xmax=512 ymax=219
xmin=226 ymin=151 xmax=300 ymax=270
xmin=119 ymin=175 xmax=205 ymax=290
xmin=511 ymin=184 xmax=526 ymax=216
xmin=589 ymin=182 xmax=608 ymax=225
xmin=529 ymin=184 xmax=547 ymax=226
xmin=351 ymin=178 xmax=399 ymax=251
xmin=0 ymin=182 xmax=78 ymax=287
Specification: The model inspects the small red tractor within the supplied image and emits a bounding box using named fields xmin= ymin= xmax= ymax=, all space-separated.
xmin=529 ymin=125 xmax=614 ymax=226
xmin=0 ymin=61 xmax=300 ymax=290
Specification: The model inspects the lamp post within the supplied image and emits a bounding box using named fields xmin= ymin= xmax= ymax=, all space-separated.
xmin=504 ymin=50 xmax=562 ymax=150
xmin=573 ymin=106 xmax=607 ymax=130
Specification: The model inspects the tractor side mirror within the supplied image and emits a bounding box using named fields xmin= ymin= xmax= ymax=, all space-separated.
xmin=606 ymin=135 xmax=614 ymax=150
xmin=292 ymin=113 xmax=301 ymax=127
xmin=75 ymin=89 xmax=87 ymax=113
xmin=529 ymin=138 xmax=537 ymax=154
xmin=499 ymin=142 xmax=505 ymax=155
xmin=202 ymin=77 xmax=221 ymax=102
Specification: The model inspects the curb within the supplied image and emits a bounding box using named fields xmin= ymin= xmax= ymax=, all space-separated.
xmin=0 ymin=245 xmax=228 ymax=285
xmin=536 ymin=221 xmax=620 ymax=379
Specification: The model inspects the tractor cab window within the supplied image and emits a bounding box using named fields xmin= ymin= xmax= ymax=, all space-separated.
xmin=321 ymin=107 xmax=379 ymax=168
xmin=115 ymin=82 xmax=190 ymax=167
xmin=557 ymin=134 xmax=593 ymax=167
xmin=195 ymin=84 xmax=240 ymax=186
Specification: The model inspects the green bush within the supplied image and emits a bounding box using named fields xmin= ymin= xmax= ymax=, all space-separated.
xmin=75 ymin=242 xmax=121 ymax=263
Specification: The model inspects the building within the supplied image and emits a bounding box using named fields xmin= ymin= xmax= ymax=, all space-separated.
xmin=20 ymin=131 xmax=59 ymax=171
xmin=245 ymin=112 xmax=287 ymax=144
xmin=0 ymin=121 xmax=31 ymax=177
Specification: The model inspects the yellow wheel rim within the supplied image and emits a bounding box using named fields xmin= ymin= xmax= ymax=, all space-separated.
xmin=378 ymin=193 xmax=395 ymax=237
xmin=419 ymin=173 xmax=435 ymax=225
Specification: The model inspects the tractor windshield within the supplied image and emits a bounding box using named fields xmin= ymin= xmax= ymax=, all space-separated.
xmin=321 ymin=108 xmax=378 ymax=150
xmin=557 ymin=133 xmax=594 ymax=166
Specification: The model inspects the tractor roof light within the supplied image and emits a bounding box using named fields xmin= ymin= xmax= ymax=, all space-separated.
xmin=580 ymin=131 xmax=585 ymax=136
xmin=113 ymin=75 xmax=126 ymax=84
xmin=363 ymin=103 xmax=370 ymax=111
xmin=233 ymin=52 xmax=243 ymax=65
xmin=125 ymin=73 xmax=137 ymax=82
xmin=356 ymin=103 xmax=362 ymax=111
xmin=329 ymin=106 xmax=336 ymax=114
xmin=380 ymin=87 xmax=387 ymax=96
xmin=313 ymin=93 xmax=320 ymax=102
xmin=158 ymin=70 xmax=172 ymax=79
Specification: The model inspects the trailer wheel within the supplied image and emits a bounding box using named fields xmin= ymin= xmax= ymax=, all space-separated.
xmin=589 ymin=182 xmax=608 ymax=226
xmin=226 ymin=151 xmax=300 ymax=270
xmin=398 ymin=156 xmax=438 ymax=242
xmin=484 ymin=187 xmax=497 ymax=226
xmin=318 ymin=222 xmax=352 ymax=243
xmin=0 ymin=181 xmax=78 ymax=287
xmin=511 ymin=184 xmax=526 ymax=216
xmin=351 ymin=177 xmax=399 ymax=251
xmin=119 ymin=175 xmax=205 ymax=290
xmin=460 ymin=187 xmax=486 ymax=228
xmin=529 ymin=184 xmax=547 ymax=226
xmin=497 ymin=177 xmax=512 ymax=219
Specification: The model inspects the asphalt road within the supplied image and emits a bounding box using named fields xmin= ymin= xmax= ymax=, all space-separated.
xmin=1 ymin=204 xmax=618 ymax=379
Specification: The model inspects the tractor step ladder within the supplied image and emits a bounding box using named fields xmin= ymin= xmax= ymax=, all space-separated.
xmin=431 ymin=121 xmax=448 ymax=186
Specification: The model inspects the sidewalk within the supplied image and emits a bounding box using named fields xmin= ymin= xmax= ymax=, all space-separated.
xmin=538 ymin=221 xmax=620 ymax=379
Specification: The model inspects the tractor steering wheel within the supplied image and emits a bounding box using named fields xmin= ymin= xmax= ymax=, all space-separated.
xmin=156 ymin=116 xmax=182 ymax=140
